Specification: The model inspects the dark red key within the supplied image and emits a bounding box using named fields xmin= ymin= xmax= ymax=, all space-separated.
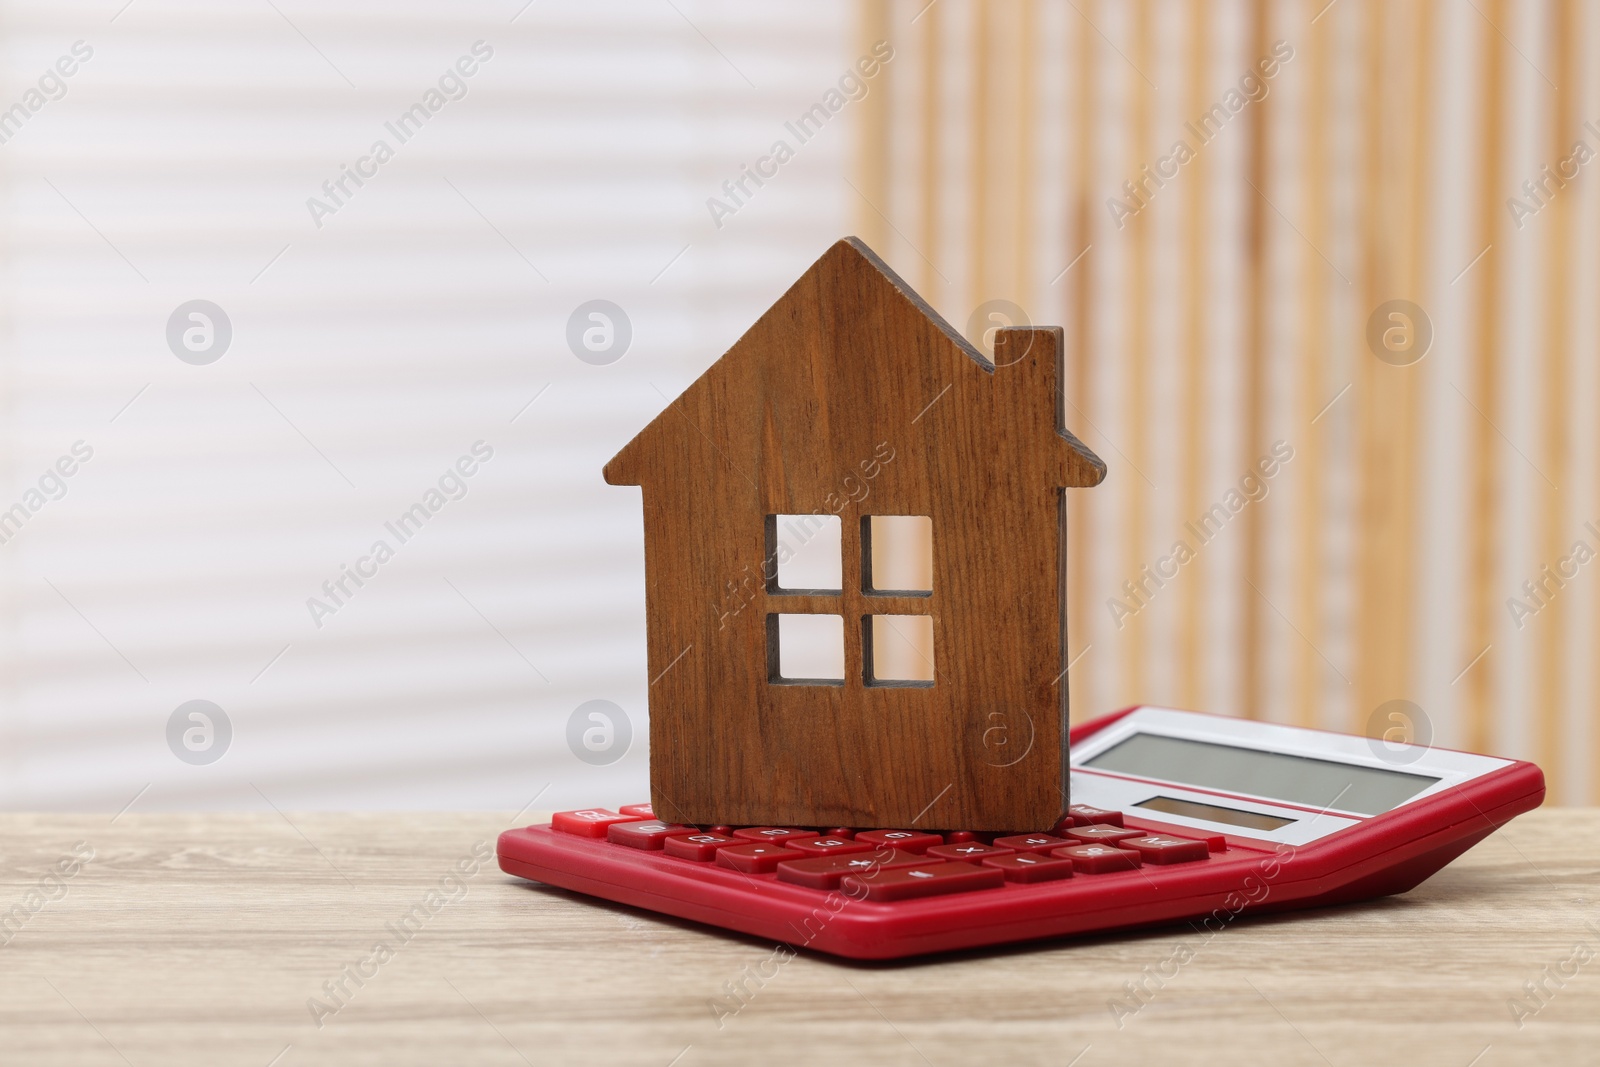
xmin=551 ymin=809 xmax=640 ymax=838
xmin=1064 ymin=824 xmax=1144 ymax=844
xmin=826 ymin=828 xmax=856 ymax=839
xmin=854 ymin=829 xmax=943 ymax=854
xmin=841 ymin=862 xmax=1004 ymax=901
xmin=787 ymin=836 xmax=873 ymax=857
xmin=944 ymin=831 xmax=978 ymax=843
xmin=732 ymin=827 xmax=821 ymax=844
xmin=1053 ymin=844 xmax=1143 ymax=874
xmin=662 ymin=832 xmax=738 ymax=861
xmin=982 ymin=853 xmax=1075 ymax=883
xmin=926 ymin=842 xmax=1015 ymax=863
xmin=775 ymin=848 xmax=924 ymax=889
xmin=1116 ymin=834 xmax=1210 ymax=865
xmin=1069 ymin=804 xmax=1124 ymax=826
xmin=1051 ymin=815 xmax=1076 ymax=834
xmin=618 ymin=802 xmax=655 ymax=818
xmin=715 ymin=843 xmax=804 ymax=873
xmin=607 ymin=820 xmax=698 ymax=849
xmin=992 ymin=833 xmax=1073 ymax=854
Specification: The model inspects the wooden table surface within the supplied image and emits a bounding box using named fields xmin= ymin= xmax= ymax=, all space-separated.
xmin=1 ymin=809 xmax=1595 ymax=1066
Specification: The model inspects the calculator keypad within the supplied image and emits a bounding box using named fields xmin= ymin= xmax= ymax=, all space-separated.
xmin=1064 ymin=824 xmax=1145 ymax=845
xmin=548 ymin=807 xmax=1220 ymax=896
xmin=1054 ymin=844 xmax=1144 ymax=874
xmin=787 ymin=836 xmax=874 ymax=857
xmin=775 ymin=849 xmax=925 ymax=889
xmin=926 ymin=842 xmax=1014 ymax=863
xmin=551 ymin=809 xmax=638 ymax=838
xmin=1117 ymin=835 xmax=1211 ymax=864
xmin=733 ymin=827 xmax=820 ymax=844
xmin=716 ymin=843 xmax=804 ymax=873
xmin=607 ymin=820 xmax=698 ymax=849
xmin=842 ymin=862 xmax=1005 ymax=901
xmin=853 ymin=829 xmax=943 ymax=854
xmin=982 ymin=853 xmax=1075 ymax=883
xmin=662 ymin=832 xmax=738 ymax=861
xmin=992 ymin=833 xmax=1074 ymax=854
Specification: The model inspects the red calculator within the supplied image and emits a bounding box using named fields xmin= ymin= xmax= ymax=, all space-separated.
xmin=497 ymin=706 xmax=1544 ymax=959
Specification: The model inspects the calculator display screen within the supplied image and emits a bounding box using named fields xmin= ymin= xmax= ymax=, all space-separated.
xmin=1084 ymin=733 xmax=1439 ymax=816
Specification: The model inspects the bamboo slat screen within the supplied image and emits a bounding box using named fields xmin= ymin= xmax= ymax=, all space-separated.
xmin=853 ymin=0 xmax=1599 ymax=803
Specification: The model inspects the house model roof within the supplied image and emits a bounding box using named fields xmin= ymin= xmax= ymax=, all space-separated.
xmin=604 ymin=237 xmax=1105 ymax=488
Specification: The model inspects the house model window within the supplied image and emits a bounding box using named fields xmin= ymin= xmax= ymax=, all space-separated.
xmin=767 ymin=513 xmax=934 ymax=687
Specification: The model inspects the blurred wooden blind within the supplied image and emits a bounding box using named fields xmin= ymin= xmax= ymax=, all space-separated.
xmin=0 ymin=0 xmax=853 ymax=810
xmin=854 ymin=0 xmax=1600 ymax=803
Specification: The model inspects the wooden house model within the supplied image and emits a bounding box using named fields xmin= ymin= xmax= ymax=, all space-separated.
xmin=605 ymin=238 xmax=1105 ymax=830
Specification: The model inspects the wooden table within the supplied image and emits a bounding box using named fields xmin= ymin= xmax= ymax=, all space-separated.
xmin=1 ymin=810 xmax=1594 ymax=1066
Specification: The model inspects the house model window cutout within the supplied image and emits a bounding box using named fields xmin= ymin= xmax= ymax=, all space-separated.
xmin=604 ymin=237 xmax=1106 ymax=831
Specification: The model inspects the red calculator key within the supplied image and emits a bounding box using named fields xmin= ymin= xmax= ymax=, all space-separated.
xmin=944 ymin=831 xmax=978 ymax=843
xmin=1053 ymin=844 xmax=1143 ymax=874
xmin=551 ymin=809 xmax=640 ymax=838
xmin=992 ymin=833 xmax=1073 ymax=854
xmin=775 ymin=848 xmax=924 ymax=889
xmin=1069 ymin=804 xmax=1124 ymax=826
xmin=982 ymin=853 xmax=1075 ymax=883
xmin=715 ymin=843 xmax=804 ymax=874
xmin=732 ymin=827 xmax=821 ymax=844
xmin=841 ymin=862 xmax=1004 ymax=901
xmin=787 ymin=836 xmax=873 ymax=858
xmin=1064 ymin=824 xmax=1144 ymax=844
xmin=709 ymin=826 xmax=734 ymax=836
xmin=1051 ymin=815 xmax=1076 ymax=834
xmin=854 ymin=829 xmax=943 ymax=854
xmin=826 ymin=828 xmax=856 ymax=839
xmin=1117 ymin=834 xmax=1210 ymax=864
xmin=618 ymin=802 xmax=655 ymax=818
xmin=662 ymin=832 xmax=738 ymax=861
xmin=926 ymin=842 xmax=1015 ymax=863
xmin=607 ymin=820 xmax=698 ymax=850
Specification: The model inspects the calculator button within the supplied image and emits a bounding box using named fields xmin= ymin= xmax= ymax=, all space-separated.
xmin=1117 ymin=835 xmax=1210 ymax=864
xmin=1051 ymin=815 xmax=1076 ymax=834
xmin=982 ymin=853 xmax=1075 ymax=883
xmin=732 ymin=827 xmax=821 ymax=844
xmin=1064 ymin=825 xmax=1144 ymax=844
xmin=606 ymin=820 xmax=698 ymax=850
xmin=715 ymin=843 xmax=805 ymax=873
xmin=992 ymin=833 xmax=1073 ymax=854
xmin=841 ymin=862 xmax=1005 ymax=901
xmin=854 ymin=830 xmax=943 ymax=854
xmin=944 ymin=831 xmax=978 ymax=843
xmin=826 ymin=828 xmax=856 ymax=839
xmin=1053 ymin=844 xmax=1143 ymax=873
xmin=926 ymin=842 xmax=1015 ymax=863
xmin=709 ymin=826 xmax=734 ymax=836
xmin=618 ymin=802 xmax=655 ymax=817
xmin=775 ymin=849 xmax=925 ymax=889
xmin=787 ymin=836 xmax=873 ymax=857
xmin=662 ymin=833 xmax=738 ymax=861
xmin=551 ymin=810 xmax=641 ymax=838
xmin=1068 ymin=805 xmax=1124 ymax=826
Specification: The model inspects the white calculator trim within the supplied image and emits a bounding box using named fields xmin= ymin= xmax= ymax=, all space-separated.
xmin=1069 ymin=707 xmax=1512 ymax=846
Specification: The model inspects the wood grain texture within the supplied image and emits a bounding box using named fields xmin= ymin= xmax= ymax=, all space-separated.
xmin=605 ymin=238 xmax=1105 ymax=830
xmin=1 ymin=811 xmax=1595 ymax=1066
